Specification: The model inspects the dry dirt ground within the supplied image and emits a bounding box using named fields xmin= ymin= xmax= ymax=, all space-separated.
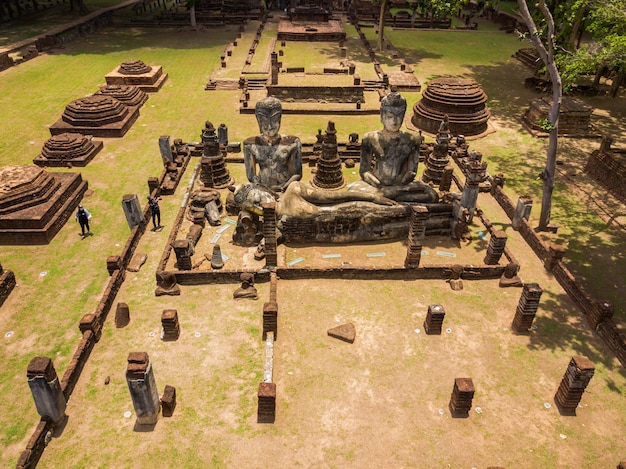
xmin=32 ymin=164 xmax=626 ymax=468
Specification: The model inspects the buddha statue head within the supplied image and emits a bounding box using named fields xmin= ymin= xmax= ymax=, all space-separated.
xmin=380 ymin=91 xmax=407 ymax=133
xmin=255 ymin=97 xmax=282 ymax=139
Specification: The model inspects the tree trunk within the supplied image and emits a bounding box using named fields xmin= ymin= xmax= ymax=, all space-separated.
xmin=378 ymin=0 xmax=387 ymax=52
xmin=518 ymin=0 xmax=562 ymax=231
xmin=568 ymin=7 xmax=587 ymax=50
xmin=190 ymin=4 xmax=196 ymax=28
xmin=593 ymin=66 xmax=606 ymax=87
xmin=609 ymin=71 xmax=624 ymax=98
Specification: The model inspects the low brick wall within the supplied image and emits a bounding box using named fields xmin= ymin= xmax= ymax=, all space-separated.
xmin=16 ymin=173 xmax=165 ymax=467
xmin=15 ymin=420 xmax=54 ymax=469
xmin=489 ymin=178 xmax=626 ymax=368
xmin=585 ymin=150 xmax=626 ymax=202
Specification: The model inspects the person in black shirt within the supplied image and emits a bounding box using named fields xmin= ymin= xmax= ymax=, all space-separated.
xmin=148 ymin=196 xmax=162 ymax=230
xmin=76 ymin=204 xmax=91 ymax=237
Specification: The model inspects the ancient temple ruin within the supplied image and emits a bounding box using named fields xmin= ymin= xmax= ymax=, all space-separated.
xmin=105 ymin=60 xmax=168 ymax=92
xmin=0 ymin=165 xmax=88 ymax=244
xmin=412 ymin=77 xmax=490 ymax=136
xmin=49 ymin=94 xmax=141 ymax=138
xmin=278 ymin=0 xmax=346 ymax=42
xmin=95 ymin=84 xmax=149 ymax=108
xmin=521 ymin=96 xmax=594 ymax=137
xmin=33 ymin=133 xmax=103 ymax=167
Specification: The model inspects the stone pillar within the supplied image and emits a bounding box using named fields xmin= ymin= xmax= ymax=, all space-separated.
xmin=27 ymin=357 xmax=66 ymax=424
xmin=511 ymin=283 xmax=543 ymax=332
xmin=512 ymin=196 xmax=532 ymax=230
xmin=158 ymin=135 xmax=173 ymax=166
xmin=423 ymin=304 xmax=445 ymax=335
xmin=262 ymin=202 xmax=277 ymax=268
xmin=554 ymin=356 xmax=595 ymax=414
xmin=483 ymin=230 xmax=507 ymax=265
xmin=263 ymin=301 xmax=278 ymax=340
xmin=257 ymin=382 xmax=276 ymax=423
xmin=460 ymin=160 xmax=486 ymax=223
xmin=449 ymin=378 xmax=474 ymax=417
xmin=161 ymin=385 xmax=177 ymax=417
xmin=439 ymin=165 xmax=453 ymax=192
xmin=587 ymin=300 xmax=614 ymax=330
xmin=161 ymin=309 xmax=180 ymax=341
xmin=115 ymin=302 xmax=130 ymax=328
xmin=126 ymin=352 xmax=160 ymax=425
xmin=544 ymin=243 xmax=566 ymax=271
xmin=172 ymin=239 xmax=194 ymax=270
xmin=122 ymin=194 xmax=144 ymax=230
xmin=271 ymin=51 xmax=279 ymax=85
xmin=404 ymin=205 xmax=429 ymax=268
xmin=217 ymin=123 xmax=228 ymax=146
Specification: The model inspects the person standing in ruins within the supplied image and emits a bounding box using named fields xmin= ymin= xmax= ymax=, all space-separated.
xmin=76 ymin=204 xmax=91 ymax=238
xmin=148 ymin=195 xmax=162 ymax=231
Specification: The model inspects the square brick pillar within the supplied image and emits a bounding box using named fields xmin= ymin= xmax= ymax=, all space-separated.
xmin=262 ymin=202 xmax=277 ymax=268
xmin=161 ymin=309 xmax=180 ymax=341
xmin=257 ymin=382 xmax=276 ymax=423
xmin=404 ymin=205 xmax=429 ymax=268
xmin=172 ymin=239 xmax=194 ymax=270
xmin=449 ymin=378 xmax=474 ymax=417
xmin=161 ymin=385 xmax=177 ymax=417
xmin=423 ymin=304 xmax=445 ymax=335
xmin=483 ymin=230 xmax=507 ymax=265
xmin=554 ymin=356 xmax=595 ymax=414
xmin=263 ymin=302 xmax=278 ymax=341
xmin=512 ymin=283 xmax=543 ymax=332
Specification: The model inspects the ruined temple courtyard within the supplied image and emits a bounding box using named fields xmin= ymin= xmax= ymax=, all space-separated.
xmin=1 ymin=6 xmax=625 ymax=469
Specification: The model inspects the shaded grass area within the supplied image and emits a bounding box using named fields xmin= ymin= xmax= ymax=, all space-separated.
xmin=0 ymin=0 xmax=132 ymax=47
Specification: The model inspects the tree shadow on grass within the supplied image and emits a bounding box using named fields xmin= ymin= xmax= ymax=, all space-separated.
xmin=526 ymin=288 xmax=626 ymax=383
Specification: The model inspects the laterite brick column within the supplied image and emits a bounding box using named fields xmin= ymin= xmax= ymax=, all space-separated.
xmin=404 ymin=205 xmax=429 ymax=268
xmin=172 ymin=239 xmax=193 ymax=270
xmin=257 ymin=382 xmax=276 ymax=423
xmin=512 ymin=283 xmax=543 ymax=332
xmin=262 ymin=202 xmax=277 ymax=268
xmin=554 ymin=356 xmax=595 ymax=414
xmin=483 ymin=230 xmax=507 ymax=265
xmin=449 ymin=378 xmax=474 ymax=417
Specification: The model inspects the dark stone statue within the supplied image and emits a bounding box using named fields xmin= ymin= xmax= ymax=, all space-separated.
xmin=243 ymin=97 xmax=302 ymax=192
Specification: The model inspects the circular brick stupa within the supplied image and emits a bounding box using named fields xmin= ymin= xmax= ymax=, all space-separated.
xmin=49 ymin=95 xmax=140 ymax=138
xmin=0 ymin=165 xmax=88 ymax=245
xmin=411 ymin=77 xmax=490 ymax=136
xmin=34 ymin=133 xmax=103 ymax=167
xmin=96 ymin=84 xmax=148 ymax=108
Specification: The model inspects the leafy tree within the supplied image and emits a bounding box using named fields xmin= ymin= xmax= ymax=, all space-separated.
xmin=517 ymin=0 xmax=562 ymax=231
